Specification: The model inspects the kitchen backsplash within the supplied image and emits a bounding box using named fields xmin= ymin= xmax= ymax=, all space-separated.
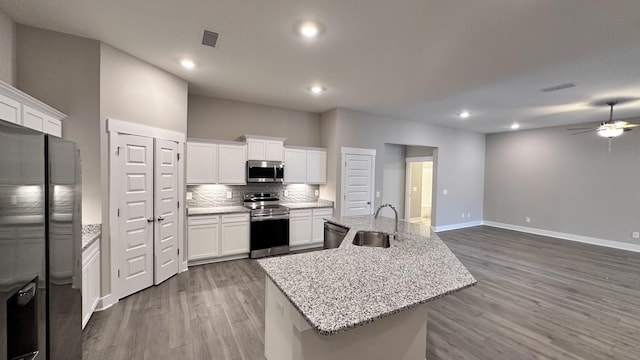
xmin=187 ymin=184 xmax=320 ymax=208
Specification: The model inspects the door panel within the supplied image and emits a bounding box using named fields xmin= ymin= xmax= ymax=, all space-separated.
xmin=154 ymin=139 xmax=179 ymax=284
xmin=118 ymin=134 xmax=154 ymax=298
xmin=343 ymin=154 xmax=373 ymax=216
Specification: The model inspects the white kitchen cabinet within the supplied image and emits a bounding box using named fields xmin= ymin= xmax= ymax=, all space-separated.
xmin=186 ymin=142 xmax=218 ymax=184
xmin=82 ymin=239 xmax=100 ymax=329
xmin=0 ymin=92 xmax=21 ymax=124
xmin=221 ymin=213 xmax=250 ymax=256
xmin=244 ymin=135 xmax=285 ymax=161
xmin=187 ymin=216 xmax=220 ymax=260
xmin=284 ymin=148 xmax=307 ymax=184
xmin=218 ymin=143 xmax=247 ymax=184
xmin=289 ymin=209 xmax=313 ymax=246
xmin=43 ymin=117 xmax=62 ymax=137
xmin=312 ymin=208 xmax=333 ymax=244
xmin=306 ymin=149 xmax=327 ymax=184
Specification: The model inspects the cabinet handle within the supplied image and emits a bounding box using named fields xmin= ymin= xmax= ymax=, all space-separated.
xmin=147 ymin=218 xmax=155 ymax=223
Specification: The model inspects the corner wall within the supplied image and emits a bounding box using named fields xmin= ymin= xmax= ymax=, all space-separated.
xmin=0 ymin=7 xmax=16 ymax=85
xmin=484 ymin=122 xmax=640 ymax=245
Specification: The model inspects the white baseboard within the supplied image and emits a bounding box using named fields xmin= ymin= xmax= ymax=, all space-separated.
xmin=433 ymin=221 xmax=483 ymax=232
xmin=484 ymin=221 xmax=640 ymax=253
xmin=188 ymin=253 xmax=249 ymax=267
xmin=95 ymin=293 xmax=117 ymax=312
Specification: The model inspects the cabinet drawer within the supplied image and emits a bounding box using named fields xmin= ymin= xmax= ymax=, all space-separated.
xmin=221 ymin=213 xmax=250 ymax=224
xmin=188 ymin=215 xmax=219 ymax=226
xmin=313 ymin=208 xmax=333 ymax=217
xmin=290 ymin=209 xmax=312 ymax=218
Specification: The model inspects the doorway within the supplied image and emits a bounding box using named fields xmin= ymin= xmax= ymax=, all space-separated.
xmin=405 ymin=157 xmax=433 ymax=226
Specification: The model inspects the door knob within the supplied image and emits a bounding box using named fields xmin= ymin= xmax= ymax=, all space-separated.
xmin=367 ymin=201 xmax=371 ymax=205
xmin=157 ymin=216 xmax=165 ymax=222
xmin=147 ymin=218 xmax=155 ymax=223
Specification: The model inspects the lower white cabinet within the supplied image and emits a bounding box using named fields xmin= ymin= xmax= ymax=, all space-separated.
xmin=188 ymin=213 xmax=250 ymax=263
xmin=82 ymin=240 xmax=100 ymax=329
xmin=290 ymin=208 xmax=333 ymax=248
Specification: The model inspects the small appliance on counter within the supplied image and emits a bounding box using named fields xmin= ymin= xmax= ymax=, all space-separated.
xmin=246 ymin=160 xmax=285 ymax=183
xmin=244 ymin=193 xmax=289 ymax=258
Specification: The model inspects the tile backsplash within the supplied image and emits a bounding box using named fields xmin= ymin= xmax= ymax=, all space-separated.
xmin=187 ymin=184 xmax=319 ymax=208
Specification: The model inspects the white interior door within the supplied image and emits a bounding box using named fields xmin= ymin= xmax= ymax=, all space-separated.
xmin=343 ymin=154 xmax=374 ymax=216
xmin=118 ymin=134 xmax=154 ymax=298
xmin=154 ymin=139 xmax=179 ymax=285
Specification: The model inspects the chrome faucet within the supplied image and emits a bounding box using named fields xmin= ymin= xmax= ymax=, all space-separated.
xmin=374 ymin=203 xmax=399 ymax=239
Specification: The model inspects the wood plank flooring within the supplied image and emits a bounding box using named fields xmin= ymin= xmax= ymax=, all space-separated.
xmin=83 ymin=226 xmax=640 ymax=359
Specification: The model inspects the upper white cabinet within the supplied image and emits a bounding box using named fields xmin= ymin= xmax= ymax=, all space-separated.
xmin=243 ymin=135 xmax=286 ymax=161
xmin=284 ymin=148 xmax=307 ymax=184
xmin=186 ymin=140 xmax=246 ymax=185
xmin=0 ymin=80 xmax=65 ymax=136
xmin=284 ymin=147 xmax=327 ymax=184
xmin=218 ymin=143 xmax=247 ymax=184
xmin=306 ymin=149 xmax=327 ymax=184
xmin=186 ymin=142 xmax=218 ymax=184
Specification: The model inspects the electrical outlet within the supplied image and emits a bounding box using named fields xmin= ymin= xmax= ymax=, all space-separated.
xmin=633 ymin=231 xmax=640 ymax=239
xmin=467 ymin=212 xmax=471 ymax=218
xmin=226 ymin=191 xmax=232 ymax=199
xmin=186 ymin=192 xmax=193 ymax=200
xmin=461 ymin=213 xmax=465 ymax=219
xmin=443 ymin=189 xmax=448 ymax=195
xmin=525 ymin=217 xmax=531 ymax=223
xmin=284 ymin=190 xmax=289 ymax=197
xmin=314 ymin=189 xmax=319 ymax=196
xmin=376 ymin=191 xmax=380 ymax=198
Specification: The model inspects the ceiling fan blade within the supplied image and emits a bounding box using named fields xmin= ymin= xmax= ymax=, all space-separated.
xmin=570 ymin=129 xmax=596 ymax=135
xmin=566 ymin=127 xmax=596 ymax=131
xmin=623 ymin=128 xmax=633 ymax=132
xmin=624 ymin=123 xmax=639 ymax=128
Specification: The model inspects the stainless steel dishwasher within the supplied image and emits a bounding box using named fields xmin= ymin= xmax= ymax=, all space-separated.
xmin=324 ymin=222 xmax=349 ymax=249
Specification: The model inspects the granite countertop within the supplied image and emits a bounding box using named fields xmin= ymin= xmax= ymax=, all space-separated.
xmin=82 ymin=224 xmax=101 ymax=250
xmin=187 ymin=206 xmax=250 ymax=216
xmin=281 ymin=199 xmax=334 ymax=210
xmin=257 ymin=215 xmax=477 ymax=336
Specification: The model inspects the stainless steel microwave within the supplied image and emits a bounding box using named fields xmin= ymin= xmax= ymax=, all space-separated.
xmin=247 ymin=160 xmax=285 ymax=183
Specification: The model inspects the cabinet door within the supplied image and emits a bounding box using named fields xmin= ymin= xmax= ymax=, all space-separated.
xmin=187 ymin=223 xmax=220 ymax=260
xmin=218 ymin=144 xmax=247 ymax=184
xmin=247 ymin=139 xmax=265 ymax=160
xmin=312 ymin=209 xmax=333 ymax=244
xmin=221 ymin=220 xmax=250 ymax=256
xmin=0 ymin=93 xmax=21 ymax=124
xmin=306 ymin=150 xmax=327 ymax=184
xmin=21 ymin=105 xmax=46 ymax=132
xmin=284 ymin=148 xmax=307 ymax=184
xmin=265 ymin=140 xmax=283 ymax=161
xmin=290 ymin=210 xmax=312 ymax=246
xmin=43 ymin=118 xmax=62 ymax=137
xmin=186 ymin=142 xmax=218 ymax=184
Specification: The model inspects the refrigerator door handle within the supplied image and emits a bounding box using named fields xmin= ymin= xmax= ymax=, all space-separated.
xmin=147 ymin=218 xmax=155 ymax=223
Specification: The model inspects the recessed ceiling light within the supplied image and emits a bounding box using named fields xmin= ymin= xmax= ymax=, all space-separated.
xmin=458 ymin=111 xmax=471 ymax=119
xmin=299 ymin=21 xmax=320 ymax=39
xmin=511 ymin=123 xmax=520 ymax=130
xmin=180 ymin=59 xmax=196 ymax=69
xmin=309 ymin=85 xmax=326 ymax=95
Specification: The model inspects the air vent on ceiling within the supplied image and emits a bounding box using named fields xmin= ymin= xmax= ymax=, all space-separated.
xmin=540 ymin=82 xmax=576 ymax=93
xmin=202 ymin=30 xmax=219 ymax=48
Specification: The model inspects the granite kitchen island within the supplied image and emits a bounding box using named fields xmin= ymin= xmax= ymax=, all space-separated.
xmin=257 ymin=215 xmax=477 ymax=360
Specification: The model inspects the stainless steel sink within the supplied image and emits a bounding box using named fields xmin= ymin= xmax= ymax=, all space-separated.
xmin=352 ymin=231 xmax=391 ymax=248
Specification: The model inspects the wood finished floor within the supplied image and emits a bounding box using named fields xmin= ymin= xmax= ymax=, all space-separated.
xmin=83 ymin=226 xmax=640 ymax=359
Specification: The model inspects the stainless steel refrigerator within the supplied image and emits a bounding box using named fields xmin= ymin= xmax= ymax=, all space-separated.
xmin=0 ymin=119 xmax=82 ymax=360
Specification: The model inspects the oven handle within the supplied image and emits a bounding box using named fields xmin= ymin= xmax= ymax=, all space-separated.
xmin=251 ymin=215 xmax=290 ymax=222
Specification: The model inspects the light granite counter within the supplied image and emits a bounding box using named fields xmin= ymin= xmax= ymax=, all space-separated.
xmin=281 ymin=199 xmax=334 ymax=210
xmin=82 ymin=224 xmax=101 ymax=250
xmin=187 ymin=206 xmax=250 ymax=216
xmin=257 ymin=215 xmax=477 ymax=336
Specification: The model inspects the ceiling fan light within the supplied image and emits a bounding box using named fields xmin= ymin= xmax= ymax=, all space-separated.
xmin=597 ymin=127 xmax=624 ymax=138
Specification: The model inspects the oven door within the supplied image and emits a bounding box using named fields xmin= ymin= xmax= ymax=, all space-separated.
xmin=250 ymin=217 xmax=289 ymax=258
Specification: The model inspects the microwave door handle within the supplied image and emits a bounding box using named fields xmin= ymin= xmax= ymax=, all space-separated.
xmin=273 ymin=165 xmax=277 ymax=182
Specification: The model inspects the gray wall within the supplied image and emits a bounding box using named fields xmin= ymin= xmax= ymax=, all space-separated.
xmin=406 ymin=145 xmax=434 ymax=157
xmin=16 ymin=25 xmax=102 ymax=224
xmin=484 ymin=122 xmax=640 ymax=245
xmin=0 ymin=7 xmax=16 ymax=85
xmin=382 ymin=144 xmax=406 ymax=218
xmin=188 ymin=95 xmax=321 ymax=146
xmin=99 ymin=43 xmax=188 ymax=297
xmin=323 ymin=108 xmax=485 ymax=228
xmin=319 ymin=109 xmax=338 ymax=204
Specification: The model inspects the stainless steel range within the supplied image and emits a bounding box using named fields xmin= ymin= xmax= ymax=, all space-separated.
xmin=244 ymin=193 xmax=290 ymax=258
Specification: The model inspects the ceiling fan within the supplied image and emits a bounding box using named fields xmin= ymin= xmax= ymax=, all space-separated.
xmin=567 ymin=101 xmax=639 ymax=138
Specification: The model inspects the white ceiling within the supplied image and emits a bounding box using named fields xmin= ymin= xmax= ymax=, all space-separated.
xmin=2 ymin=0 xmax=640 ymax=133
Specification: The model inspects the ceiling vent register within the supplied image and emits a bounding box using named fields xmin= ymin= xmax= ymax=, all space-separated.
xmin=202 ymin=30 xmax=220 ymax=48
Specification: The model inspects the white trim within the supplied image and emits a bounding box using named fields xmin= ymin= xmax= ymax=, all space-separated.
xmin=187 ymin=137 xmax=245 ymax=146
xmin=433 ymin=221 xmax=483 ymax=232
xmin=187 ymin=254 xmax=249 ymax=267
xmin=0 ymin=80 xmax=66 ymax=119
xmin=341 ymin=146 xmax=376 ymax=156
xmin=283 ymin=145 xmax=328 ymax=151
xmin=405 ymin=156 xmax=433 ymax=163
xmin=484 ymin=221 xmax=640 ymax=253
xmin=108 ymin=130 xmax=120 ymax=302
xmin=240 ymin=134 xmax=287 ymax=142
xmin=107 ymin=118 xmax=185 ymax=142
xmin=95 ymin=293 xmax=117 ymax=312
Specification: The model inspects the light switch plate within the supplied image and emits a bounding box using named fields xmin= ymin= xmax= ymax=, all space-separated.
xmin=633 ymin=231 xmax=640 ymax=239
xmin=314 ymin=189 xmax=319 ymax=196
xmin=442 ymin=189 xmax=448 ymax=195
xmin=186 ymin=192 xmax=193 ymax=200
xmin=376 ymin=191 xmax=380 ymax=198
xmin=525 ymin=217 xmax=531 ymax=223
xmin=226 ymin=191 xmax=232 ymax=199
